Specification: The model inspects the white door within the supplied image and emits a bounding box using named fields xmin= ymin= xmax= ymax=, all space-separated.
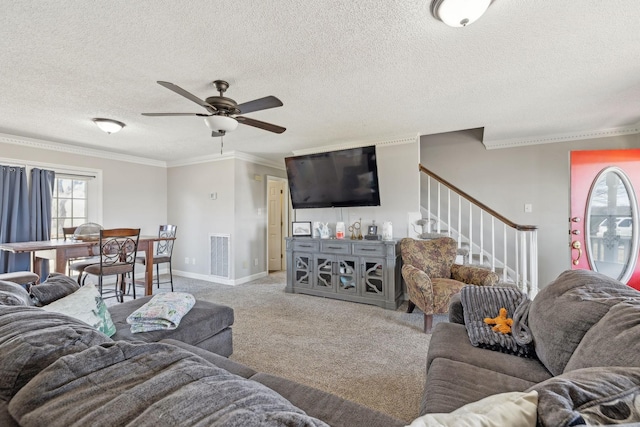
xmin=268 ymin=180 xmax=285 ymax=271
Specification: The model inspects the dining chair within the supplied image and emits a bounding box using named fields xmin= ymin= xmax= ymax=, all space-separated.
xmin=135 ymin=224 xmax=177 ymax=291
xmin=80 ymin=228 xmax=140 ymax=302
xmin=65 ymin=224 xmax=103 ymax=283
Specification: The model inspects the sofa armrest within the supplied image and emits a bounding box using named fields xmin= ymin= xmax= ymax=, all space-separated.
xmin=448 ymin=293 xmax=465 ymax=324
xmin=451 ymin=264 xmax=499 ymax=286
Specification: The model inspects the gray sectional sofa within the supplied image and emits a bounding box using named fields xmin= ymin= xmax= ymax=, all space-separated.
xmin=422 ymin=269 xmax=640 ymax=426
xmin=0 ymin=276 xmax=403 ymax=427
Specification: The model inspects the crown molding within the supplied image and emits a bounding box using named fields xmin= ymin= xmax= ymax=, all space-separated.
xmin=483 ymin=125 xmax=640 ymax=150
xmin=167 ymin=150 xmax=284 ymax=170
xmin=0 ymin=132 xmax=284 ymax=170
xmin=0 ymin=133 xmax=167 ymax=167
xmin=292 ymin=134 xmax=420 ymax=156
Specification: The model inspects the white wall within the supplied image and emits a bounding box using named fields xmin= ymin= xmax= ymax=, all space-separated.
xmin=167 ymin=159 xmax=236 ymax=278
xmin=0 ymin=140 xmax=166 ymax=235
xmin=167 ymin=156 xmax=286 ymax=282
xmin=420 ymin=130 xmax=640 ymax=287
xmin=292 ymin=141 xmax=420 ymax=238
xmin=233 ymin=159 xmax=287 ymax=278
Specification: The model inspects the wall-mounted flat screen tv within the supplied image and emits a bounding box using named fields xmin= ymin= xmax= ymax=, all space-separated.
xmin=285 ymin=145 xmax=381 ymax=209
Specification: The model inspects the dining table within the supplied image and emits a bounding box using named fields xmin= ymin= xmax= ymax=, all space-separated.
xmin=0 ymin=235 xmax=175 ymax=296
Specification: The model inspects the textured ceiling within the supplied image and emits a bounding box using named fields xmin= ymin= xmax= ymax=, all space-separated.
xmin=1 ymin=1 xmax=639 ymax=165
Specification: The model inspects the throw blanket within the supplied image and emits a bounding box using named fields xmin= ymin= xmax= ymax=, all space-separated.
xmin=461 ymin=285 xmax=535 ymax=357
xmin=126 ymin=292 xmax=195 ymax=333
xmin=9 ymin=341 xmax=329 ymax=427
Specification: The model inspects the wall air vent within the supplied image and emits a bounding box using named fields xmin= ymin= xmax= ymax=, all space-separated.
xmin=210 ymin=234 xmax=230 ymax=279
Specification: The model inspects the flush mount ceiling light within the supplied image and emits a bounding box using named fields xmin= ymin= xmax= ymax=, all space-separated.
xmin=431 ymin=0 xmax=492 ymax=27
xmin=204 ymin=115 xmax=239 ymax=134
xmin=92 ymin=118 xmax=125 ymax=134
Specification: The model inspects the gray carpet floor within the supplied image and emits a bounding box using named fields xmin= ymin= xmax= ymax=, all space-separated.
xmin=118 ymin=271 xmax=447 ymax=423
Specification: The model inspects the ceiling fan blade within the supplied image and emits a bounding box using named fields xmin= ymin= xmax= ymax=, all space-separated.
xmin=157 ymin=81 xmax=217 ymax=112
xmin=236 ymin=116 xmax=286 ymax=134
xmin=236 ymin=96 xmax=283 ymax=115
xmin=141 ymin=113 xmax=209 ymax=117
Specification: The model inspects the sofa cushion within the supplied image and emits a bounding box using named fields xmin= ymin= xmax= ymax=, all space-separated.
xmin=9 ymin=341 xmax=328 ymax=427
xmin=0 ymin=291 xmax=26 ymax=306
xmin=565 ymin=301 xmax=640 ymax=372
xmin=426 ymin=323 xmax=552 ymax=384
xmin=41 ymin=283 xmax=116 ymax=337
xmin=29 ymin=273 xmax=79 ymax=306
xmin=0 ymin=305 xmax=111 ymax=402
xmin=421 ymin=358 xmax=537 ymax=415
xmin=527 ymin=366 xmax=640 ymax=427
xmin=0 ymin=281 xmax=33 ymax=306
xmin=528 ymin=269 xmax=637 ymax=376
xmin=109 ymin=297 xmax=234 ymax=347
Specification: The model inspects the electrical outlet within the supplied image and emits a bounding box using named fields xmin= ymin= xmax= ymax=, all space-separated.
xmin=524 ymin=203 xmax=533 ymax=213
xmin=184 ymin=257 xmax=189 ymax=264
xmin=242 ymin=261 xmax=248 ymax=269
xmin=191 ymin=258 xmax=196 ymax=265
xmin=254 ymin=258 xmax=258 ymax=266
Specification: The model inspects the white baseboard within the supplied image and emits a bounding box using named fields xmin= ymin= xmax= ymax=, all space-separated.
xmin=172 ymin=269 xmax=268 ymax=286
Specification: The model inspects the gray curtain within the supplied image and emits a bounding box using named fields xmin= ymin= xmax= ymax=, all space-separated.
xmin=29 ymin=168 xmax=55 ymax=279
xmin=0 ymin=165 xmax=30 ymax=273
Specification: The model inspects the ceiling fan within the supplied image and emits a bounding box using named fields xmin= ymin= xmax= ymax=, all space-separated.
xmin=142 ymin=80 xmax=286 ymax=137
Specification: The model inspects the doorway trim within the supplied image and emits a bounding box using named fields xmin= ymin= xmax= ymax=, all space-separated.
xmin=266 ymin=175 xmax=290 ymax=271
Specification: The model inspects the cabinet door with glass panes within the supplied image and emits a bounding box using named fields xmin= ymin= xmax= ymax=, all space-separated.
xmin=360 ymin=257 xmax=386 ymax=301
xmin=313 ymin=254 xmax=358 ymax=294
xmin=292 ymin=252 xmax=314 ymax=288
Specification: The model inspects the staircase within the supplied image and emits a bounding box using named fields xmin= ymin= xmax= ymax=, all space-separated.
xmin=418 ymin=164 xmax=539 ymax=297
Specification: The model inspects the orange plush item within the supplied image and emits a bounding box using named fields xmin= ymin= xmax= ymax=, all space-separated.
xmin=484 ymin=307 xmax=513 ymax=334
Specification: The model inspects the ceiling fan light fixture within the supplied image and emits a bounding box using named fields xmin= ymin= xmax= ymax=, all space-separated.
xmin=432 ymin=0 xmax=491 ymax=27
xmin=204 ymin=115 xmax=238 ymax=133
xmin=93 ymin=118 xmax=125 ymax=134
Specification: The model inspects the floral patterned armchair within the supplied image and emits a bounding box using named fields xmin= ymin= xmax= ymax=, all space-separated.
xmin=400 ymin=237 xmax=499 ymax=333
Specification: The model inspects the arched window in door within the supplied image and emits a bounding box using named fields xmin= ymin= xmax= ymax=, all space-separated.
xmin=586 ymin=167 xmax=639 ymax=283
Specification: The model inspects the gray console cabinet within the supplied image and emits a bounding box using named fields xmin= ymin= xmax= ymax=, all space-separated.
xmin=285 ymin=237 xmax=402 ymax=309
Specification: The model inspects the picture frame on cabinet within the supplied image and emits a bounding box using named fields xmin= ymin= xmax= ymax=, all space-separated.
xmin=292 ymin=221 xmax=312 ymax=237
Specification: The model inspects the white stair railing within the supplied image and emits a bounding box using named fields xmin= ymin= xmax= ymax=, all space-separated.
xmin=419 ymin=165 xmax=539 ymax=297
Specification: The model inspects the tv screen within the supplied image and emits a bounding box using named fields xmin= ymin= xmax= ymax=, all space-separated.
xmin=285 ymin=146 xmax=381 ymax=209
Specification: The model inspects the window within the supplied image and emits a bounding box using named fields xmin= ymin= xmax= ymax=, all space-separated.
xmin=51 ymin=176 xmax=91 ymax=239
xmin=0 ymin=156 xmax=102 ymax=240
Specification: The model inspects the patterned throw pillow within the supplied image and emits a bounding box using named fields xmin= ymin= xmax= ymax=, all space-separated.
xmin=42 ymin=283 xmax=116 ymax=337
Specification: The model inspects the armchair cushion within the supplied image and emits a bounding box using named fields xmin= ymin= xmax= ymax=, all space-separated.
xmin=451 ymin=264 xmax=499 ymax=287
xmin=432 ymin=279 xmax=468 ymax=315
xmin=400 ymin=237 xmax=457 ymax=279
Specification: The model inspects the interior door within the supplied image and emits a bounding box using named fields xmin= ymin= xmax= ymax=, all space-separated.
xmin=570 ymin=149 xmax=640 ymax=290
xmin=267 ymin=180 xmax=285 ymax=271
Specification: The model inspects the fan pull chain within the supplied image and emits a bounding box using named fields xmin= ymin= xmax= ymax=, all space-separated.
xmin=220 ymin=135 xmax=224 ymax=155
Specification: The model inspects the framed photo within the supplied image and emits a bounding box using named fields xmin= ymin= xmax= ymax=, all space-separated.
xmin=292 ymin=221 xmax=312 ymax=237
